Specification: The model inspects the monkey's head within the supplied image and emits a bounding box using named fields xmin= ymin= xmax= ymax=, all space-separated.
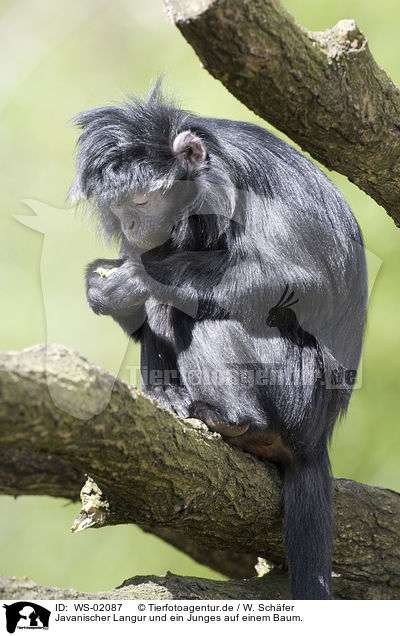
xmin=70 ymin=84 xmax=233 ymax=250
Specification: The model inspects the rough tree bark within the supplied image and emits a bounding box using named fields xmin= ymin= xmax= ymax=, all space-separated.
xmin=0 ymin=345 xmax=399 ymax=599
xmin=163 ymin=0 xmax=400 ymax=226
xmin=0 ymin=572 xmax=290 ymax=601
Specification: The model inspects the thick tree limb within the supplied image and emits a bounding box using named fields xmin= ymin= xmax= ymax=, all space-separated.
xmin=163 ymin=0 xmax=400 ymax=226
xmin=0 ymin=344 xmax=399 ymax=599
xmin=0 ymin=449 xmax=83 ymax=501
xmin=0 ymin=572 xmax=290 ymax=601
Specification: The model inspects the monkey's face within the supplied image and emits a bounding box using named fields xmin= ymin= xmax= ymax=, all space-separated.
xmin=111 ymin=181 xmax=200 ymax=250
xmin=111 ymin=189 xmax=177 ymax=250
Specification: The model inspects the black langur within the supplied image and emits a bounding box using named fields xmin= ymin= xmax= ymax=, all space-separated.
xmin=70 ymin=84 xmax=367 ymax=600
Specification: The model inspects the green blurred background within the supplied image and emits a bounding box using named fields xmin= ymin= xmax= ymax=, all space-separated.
xmin=0 ymin=0 xmax=399 ymax=593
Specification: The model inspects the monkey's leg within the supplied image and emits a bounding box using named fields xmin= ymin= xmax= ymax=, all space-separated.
xmin=188 ymin=401 xmax=250 ymax=437
xmin=139 ymin=320 xmax=191 ymax=417
xmin=176 ymin=319 xmax=271 ymax=437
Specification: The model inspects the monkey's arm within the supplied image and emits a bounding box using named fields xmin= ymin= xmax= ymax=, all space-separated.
xmin=86 ymin=258 xmax=148 ymax=335
xmin=142 ymin=249 xmax=268 ymax=315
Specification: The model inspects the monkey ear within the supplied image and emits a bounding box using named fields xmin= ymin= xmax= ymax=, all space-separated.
xmin=172 ymin=130 xmax=207 ymax=169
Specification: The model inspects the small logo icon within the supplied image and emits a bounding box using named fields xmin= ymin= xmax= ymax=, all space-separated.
xmin=2 ymin=602 xmax=50 ymax=633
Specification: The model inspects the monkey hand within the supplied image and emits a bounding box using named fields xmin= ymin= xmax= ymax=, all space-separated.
xmin=85 ymin=258 xmax=150 ymax=317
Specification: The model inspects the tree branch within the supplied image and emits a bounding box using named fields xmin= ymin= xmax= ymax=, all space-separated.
xmin=163 ymin=0 xmax=400 ymax=226
xmin=0 ymin=572 xmax=290 ymax=601
xmin=0 ymin=344 xmax=399 ymax=598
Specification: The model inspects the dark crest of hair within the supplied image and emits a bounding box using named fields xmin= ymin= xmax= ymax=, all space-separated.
xmin=70 ymin=80 xmax=243 ymax=248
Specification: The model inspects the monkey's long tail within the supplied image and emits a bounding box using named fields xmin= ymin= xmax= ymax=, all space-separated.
xmin=282 ymin=449 xmax=333 ymax=599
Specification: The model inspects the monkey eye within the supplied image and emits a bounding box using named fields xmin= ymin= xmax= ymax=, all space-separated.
xmin=132 ymin=193 xmax=150 ymax=207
